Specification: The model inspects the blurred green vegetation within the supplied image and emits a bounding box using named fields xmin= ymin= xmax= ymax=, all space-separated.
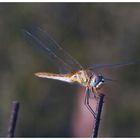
xmin=0 ymin=3 xmax=140 ymax=137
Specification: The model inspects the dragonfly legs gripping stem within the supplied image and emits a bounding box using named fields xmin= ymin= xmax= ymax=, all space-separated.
xmin=92 ymin=87 xmax=98 ymax=100
xmin=84 ymin=90 xmax=96 ymax=119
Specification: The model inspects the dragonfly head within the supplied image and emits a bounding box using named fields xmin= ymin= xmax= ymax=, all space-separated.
xmin=90 ymin=74 xmax=105 ymax=89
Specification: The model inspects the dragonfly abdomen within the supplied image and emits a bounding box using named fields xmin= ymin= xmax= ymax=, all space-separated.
xmin=34 ymin=72 xmax=74 ymax=83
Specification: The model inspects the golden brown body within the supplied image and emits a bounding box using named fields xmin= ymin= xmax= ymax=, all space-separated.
xmin=35 ymin=69 xmax=89 ymax=86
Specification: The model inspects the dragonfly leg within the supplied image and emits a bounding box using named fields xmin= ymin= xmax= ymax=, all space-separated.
xmin=92 ymin=87 xmax=98 ymax=100
xmin=84 ymin=89 xmax=96 ymax=118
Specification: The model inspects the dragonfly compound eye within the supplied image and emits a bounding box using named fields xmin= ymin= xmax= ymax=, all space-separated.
xmin=102 ymin=78 xmax=105 ymax=82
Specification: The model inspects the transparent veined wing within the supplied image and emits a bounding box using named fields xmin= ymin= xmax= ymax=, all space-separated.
xmin=23 ymin=27 xmax=83 ymax=73
xmin=88 ymin=60 xmax=140 ymax=71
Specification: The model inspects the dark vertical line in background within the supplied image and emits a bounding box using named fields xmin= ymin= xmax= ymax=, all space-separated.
xmin=7 ymin=101 xmax=20 ymax=137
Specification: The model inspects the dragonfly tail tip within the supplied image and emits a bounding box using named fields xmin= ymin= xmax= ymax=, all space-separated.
xmin=34 ymin=72 xmax=40 ymax=77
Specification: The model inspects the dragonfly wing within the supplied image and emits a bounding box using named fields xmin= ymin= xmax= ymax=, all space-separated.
xmin=34 ymin=72 xmax=73 ymax=83
xmin=23 ymin=27 xmax=83 ymax=73
xmin=88 ymin=60 xmax=140 ymax=71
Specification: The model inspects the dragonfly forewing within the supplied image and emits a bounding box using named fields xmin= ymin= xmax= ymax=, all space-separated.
xmin=88 ymin=60 xmax=140 ymax=71
xmin=23 ymin=27 xmax=83 ymax=73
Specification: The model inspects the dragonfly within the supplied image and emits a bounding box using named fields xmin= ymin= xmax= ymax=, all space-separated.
xmin=23 ymin=27 xmax=139 ymax=118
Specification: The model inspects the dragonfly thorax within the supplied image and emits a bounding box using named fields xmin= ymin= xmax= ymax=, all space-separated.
xmin=71 ymin=70 xmax=89 ymax=86
xmin=90 ymin=74 xmax=105 ymax=89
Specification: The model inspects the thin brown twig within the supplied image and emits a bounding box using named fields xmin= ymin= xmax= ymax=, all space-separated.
xmin=92 ymin=93 xmax=105 ymax=138
xmin=7 ymin=101 xmax=20 ymax=137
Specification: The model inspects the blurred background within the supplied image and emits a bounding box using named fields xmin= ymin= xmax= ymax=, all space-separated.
xmin=0 ymin=3 xmax=140 ymax=137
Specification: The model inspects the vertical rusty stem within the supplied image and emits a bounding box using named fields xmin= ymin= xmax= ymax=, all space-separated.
xmin=92 ymin=93 xmax=105 ymax=138
xmin=7 ymin=101 xmax=20 ymax=137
